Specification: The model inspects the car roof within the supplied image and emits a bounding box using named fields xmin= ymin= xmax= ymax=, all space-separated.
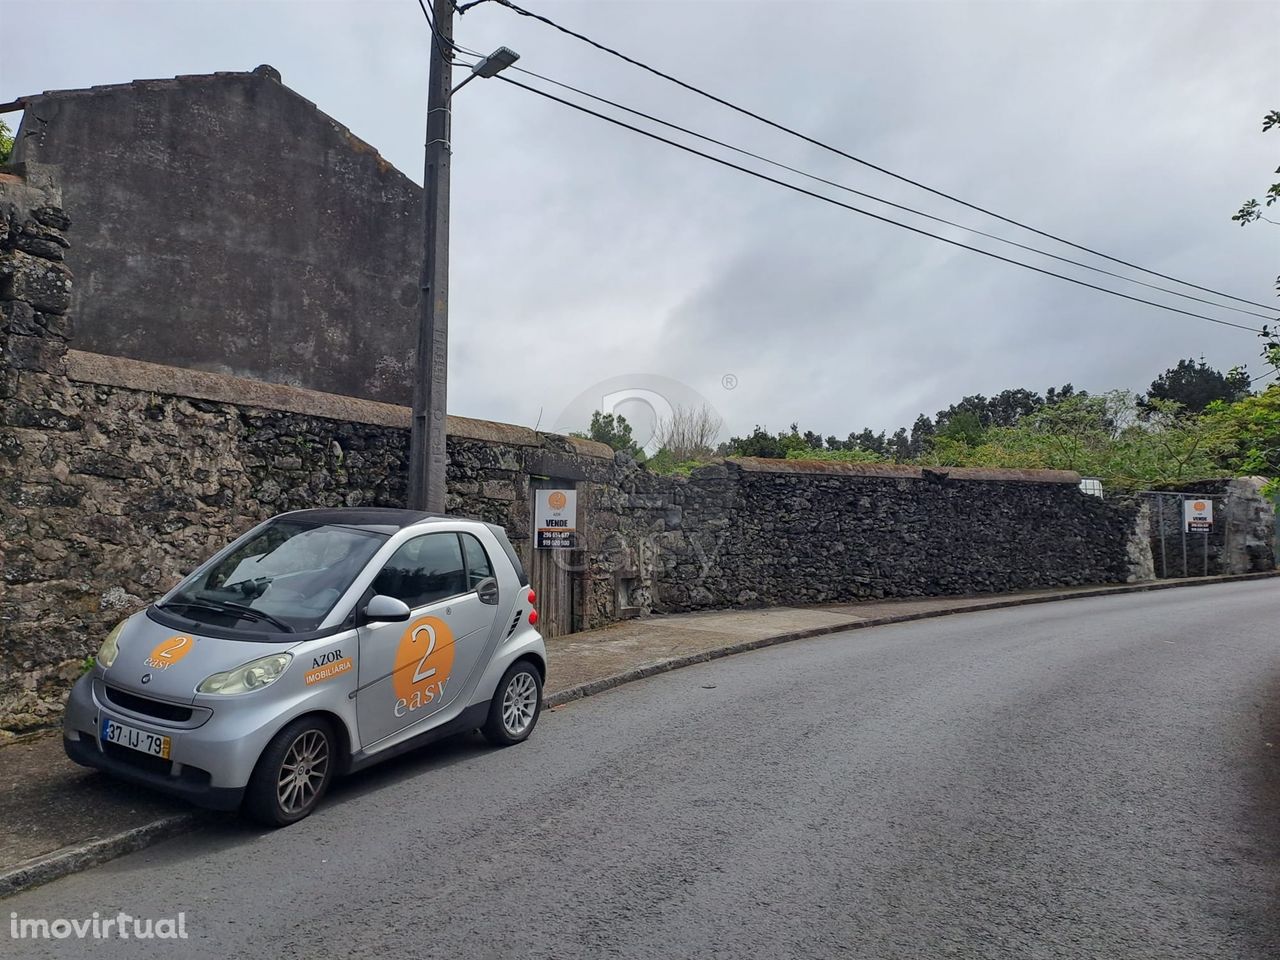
xmin=277 ymin=507 xmax=476 ymax=535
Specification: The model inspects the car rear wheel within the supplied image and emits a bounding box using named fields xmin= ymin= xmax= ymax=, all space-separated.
xmin=243 ymin=716 xmax=336 ymax=827
xmin=482 ymin=661 xmax=542 ymax=747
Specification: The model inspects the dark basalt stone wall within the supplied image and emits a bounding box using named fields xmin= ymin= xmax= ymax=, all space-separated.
xmin=10 ymin=67 xmax=423 ymax=405
xmin=604 ymin=460 xmax=1144 ymax=612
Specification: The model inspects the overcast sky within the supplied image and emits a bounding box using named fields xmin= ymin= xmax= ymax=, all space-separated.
xmin=3 ymin=0 xmax=1277 ymax=443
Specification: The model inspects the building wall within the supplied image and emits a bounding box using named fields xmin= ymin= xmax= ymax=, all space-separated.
xmin=1 ymin=167 xmax=1191 ymax=734
xmin=10 ymin=66 xmax=423 ymax=404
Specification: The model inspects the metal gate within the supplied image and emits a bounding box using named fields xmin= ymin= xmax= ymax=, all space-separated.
xmin=1140 ymin=490 xmax=1222 ymax=579
xmin=528 ymin=478 xmax=582 ymax=638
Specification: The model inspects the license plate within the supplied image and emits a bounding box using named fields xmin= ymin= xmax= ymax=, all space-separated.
xmin=100 ymin=716 xmax=171 ymax=759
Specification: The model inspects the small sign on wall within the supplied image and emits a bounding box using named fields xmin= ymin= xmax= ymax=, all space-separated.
xmin=534 ymin=489 xmax=578 ymax=549
xmin=1184 ymin=499 xmax=1213 ymax=533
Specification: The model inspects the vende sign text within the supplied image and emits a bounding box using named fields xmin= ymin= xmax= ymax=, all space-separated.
xmin=1184 ymin=498 xmax=1213 ymax=533
xmin=535 ymin=488 xmax=578 ymax=549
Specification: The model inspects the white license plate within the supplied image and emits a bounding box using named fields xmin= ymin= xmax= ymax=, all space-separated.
xmin=100 ymin=716 xmax=171 ymax=759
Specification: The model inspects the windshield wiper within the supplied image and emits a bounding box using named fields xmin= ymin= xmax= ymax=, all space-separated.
xmin=161 ymin=599 xmax=295 ymax=633
xmin=214 ymin=600 xmax=295 ymax=633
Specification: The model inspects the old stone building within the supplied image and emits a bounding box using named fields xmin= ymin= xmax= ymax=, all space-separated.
xmin=3 ymin=65 xmax=422 ymax=404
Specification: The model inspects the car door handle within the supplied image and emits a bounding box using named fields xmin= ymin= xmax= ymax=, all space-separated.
xmin=476 ymin=577 xmax=500 ymax=606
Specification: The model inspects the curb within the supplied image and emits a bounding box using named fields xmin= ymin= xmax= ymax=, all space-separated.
xmin=5 ymin=570 xmax=1275 ymax=898
xmin=0 ymin=814 xmax=196 ymax=900
xmin=546 ymin=571 xmax=1280 ymax=707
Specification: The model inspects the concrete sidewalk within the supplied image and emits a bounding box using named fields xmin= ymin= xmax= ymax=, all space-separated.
xmin=3 ymin=572 xmax=1275 ymax=897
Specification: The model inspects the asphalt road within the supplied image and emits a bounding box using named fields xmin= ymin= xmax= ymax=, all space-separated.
xmin=6 ymin=580 xmax=1280 ymax=959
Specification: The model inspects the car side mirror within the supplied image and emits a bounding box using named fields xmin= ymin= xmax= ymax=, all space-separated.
xmin=476 ymin=577 xmax=500 ymax=606
xmin=364 ymin=594 xmax=411 ymax=623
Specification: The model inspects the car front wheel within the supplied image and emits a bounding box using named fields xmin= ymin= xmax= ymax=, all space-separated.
xmin=243 ymin=716 xmax=336 ymax=827
xmin=482 ymin=661 xmax=542 ymax=746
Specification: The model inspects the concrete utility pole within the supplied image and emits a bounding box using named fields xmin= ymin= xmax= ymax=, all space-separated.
xmin=408 ymin=0 xmax=455 ymax=512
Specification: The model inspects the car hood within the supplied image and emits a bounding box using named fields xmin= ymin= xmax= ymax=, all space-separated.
xmin=101 ymin=609 xmax=297 ymax=705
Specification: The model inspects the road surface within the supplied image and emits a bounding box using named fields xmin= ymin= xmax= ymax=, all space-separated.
xmin=6 ymin=579 xmax=1279 ymax=959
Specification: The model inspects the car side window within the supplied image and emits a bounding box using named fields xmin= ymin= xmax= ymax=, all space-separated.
xmin=460 ymin=533 xmax=494 ymax=589
xmin=372 ymin=533 xmax=467 ymax=609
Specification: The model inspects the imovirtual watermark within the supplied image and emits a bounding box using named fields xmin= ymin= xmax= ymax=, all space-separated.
xmin=9 ymin=911 xmax=188 ymax=941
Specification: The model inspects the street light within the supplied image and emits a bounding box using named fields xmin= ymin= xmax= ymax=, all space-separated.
xmin=451 ymin=46 xmax=520 ymax=94
xmin=474 ymin=46 xmax=520 ymax=78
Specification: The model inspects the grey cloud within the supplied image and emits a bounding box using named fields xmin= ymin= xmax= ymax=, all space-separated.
xmin=3 ymin=0 xmax=1276 ymax=442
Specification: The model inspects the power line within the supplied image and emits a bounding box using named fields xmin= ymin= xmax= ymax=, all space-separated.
xmin=415 ymin=0 xmax=470 ymax=67
xmin=494 ymin=74 xmax=1264 ymax=335
xmin=497 ymin=62 xmax=1278 ymax=324
xmin=489 ymin=0 xmax=1277 ymax=314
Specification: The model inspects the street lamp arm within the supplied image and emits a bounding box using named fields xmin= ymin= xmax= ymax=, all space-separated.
xmin=450 ymin=73 xmax=478 ymax=96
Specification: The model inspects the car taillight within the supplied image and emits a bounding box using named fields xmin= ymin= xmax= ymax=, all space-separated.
xmin=527 ymin=589 xmax=537 ymax=604
xmin=528 ymin=609 xmax=538 ymax=626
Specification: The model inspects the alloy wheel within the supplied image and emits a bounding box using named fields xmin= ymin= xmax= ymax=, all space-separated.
xmin=277 ymin=729 xmax=330 ymax=814
xmin=502 ymin=671 xmax=538 ymax=737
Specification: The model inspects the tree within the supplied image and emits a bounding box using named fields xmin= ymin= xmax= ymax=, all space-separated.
xmin=1232 ymin=110 xmax=1280 ymax=227
xmin=987 ymin=388 xmax=1044 ymax=427
xmin=653 ymin=404 xmax=723 ymax=461
xmin=726 ymin=424 xmax=818 ymax=458
xmin=1142 ymin=358 xmax=1250 ymax=415
xmin=1230 ymin=109 xmax=1280 ymax=374
xmin=936 ymin=394 xmax=990 ymax=431
xmin=0 ymin=119 xmax=13 ymax=165
xmin=935 ymin=410 xmax=985 ymax=447
xmin=852 ymin=428 xmax=888 ymax=455
xmin=726 ymin=425 xmax=789 ymax=459
xmin=909 ymin=414 xmax=935 ymax=457
xmin=572 ymin=411 xmax=642 ymax=458
xmin=888 ymin=427 xmax=911 ymax=462
xmin=921 ymin=391 xmax=1232 ymax=488
xmin=1044 ymin=383 xmax=1083 ymax=406
xmin=934 ymin=388 xmax=1045 ymax=432
xmin=1207 ymin=385 xmax=1280 ymax=495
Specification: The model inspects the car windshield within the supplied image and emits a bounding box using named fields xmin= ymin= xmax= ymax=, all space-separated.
xmin=161 ymin=519 xmax=388 ymax=633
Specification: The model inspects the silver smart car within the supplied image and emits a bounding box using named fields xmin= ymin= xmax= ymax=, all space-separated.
xmin=63 ymin=508 xmax=547 ymax=826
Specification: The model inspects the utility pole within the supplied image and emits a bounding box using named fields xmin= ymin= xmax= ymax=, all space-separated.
xmin=408 ymin=0 xmax=455 ymax=512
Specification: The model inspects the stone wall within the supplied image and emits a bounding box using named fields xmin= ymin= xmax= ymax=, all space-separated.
xmin=1145 ymin=479 xmax=1277 ymax=578
xmin=612 ymin=460 xmax=1146 ymax=612
xmin=1 ymin=166 xmax=1199 ymax=734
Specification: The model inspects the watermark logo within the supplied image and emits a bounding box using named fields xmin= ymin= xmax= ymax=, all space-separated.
xmin=9 ymin=912 xmax=188 ymax=940
xmin=551 ymin=373 xmax=725 ymax=458
xmin=541 ymin=372 xmax=739 ymax=583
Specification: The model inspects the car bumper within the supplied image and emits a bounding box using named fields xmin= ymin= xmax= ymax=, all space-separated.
xmin=62 ymin=734 xmax=244 ymax=811
xmin=61 ymin=673 xmax=280 ymax=811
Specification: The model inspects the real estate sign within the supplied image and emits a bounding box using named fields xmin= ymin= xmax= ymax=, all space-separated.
xmin=534 ymin=489 xmax=578 ymax=549
xmin=1184 ymin=498 xmax=1213 ymax=533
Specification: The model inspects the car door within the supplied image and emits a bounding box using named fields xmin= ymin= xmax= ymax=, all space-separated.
xmin=355 ymin=531 xmax=499 ymax=746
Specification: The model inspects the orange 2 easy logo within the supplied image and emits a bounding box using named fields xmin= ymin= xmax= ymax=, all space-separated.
xmin=145 ymin=635 xmax=194 ymax=670
xmin=392 ymin=617 xmax=455 ymax=718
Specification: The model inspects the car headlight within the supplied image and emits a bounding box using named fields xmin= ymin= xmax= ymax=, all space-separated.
xmin=97 ymin=621 xmax=126 ymax=669
xmin=197 ymin=653 xmax=292 ymax=695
